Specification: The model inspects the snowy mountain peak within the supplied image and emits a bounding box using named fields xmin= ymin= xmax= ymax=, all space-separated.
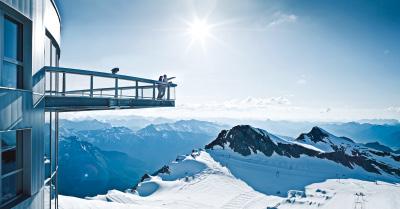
xmin=205 ymin=125 xmax=328 ymax=157
xmin=206 ymin=125 xmax=316 ymax=157
xmin=206 ymin=125 xmax=400 ymax=177
xmin=295 ymin=127 xmax=357 ymax=153
xmin=296 ymin=126 xmax=330 ymax=143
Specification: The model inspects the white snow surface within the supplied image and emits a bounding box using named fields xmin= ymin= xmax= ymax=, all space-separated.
xmin=59 ymin=151 xmax=400 ymax=209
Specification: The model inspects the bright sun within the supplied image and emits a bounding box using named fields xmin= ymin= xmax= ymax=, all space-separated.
xmin=184 ymin=18 xmax=214 ymax=51
xmin=187 ymin=18 xmax=211 ymax=42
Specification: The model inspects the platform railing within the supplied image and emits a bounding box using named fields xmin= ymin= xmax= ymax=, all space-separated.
xmin=42 ymin=66 xmax=176 ymax=101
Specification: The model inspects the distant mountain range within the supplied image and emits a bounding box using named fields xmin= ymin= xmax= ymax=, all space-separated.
xmin=61 ymin=117 xmax=400 ymax=148
xmin=58 ymin=119 xmax=227 ymax=197
xmin=364 ymin=141 xmax=398 ymax=153
xmin=58 ymin=136 xmax=147 ymax=197
xmin=60 ymin=119 xmax=227 ymax=169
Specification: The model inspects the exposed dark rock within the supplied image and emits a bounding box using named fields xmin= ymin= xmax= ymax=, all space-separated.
xmin=140 ymin=174 xmax=152 ymax=182
xmin=152 ymin=165 xmax=170 ymax=176
xmin=205 ymin=125 xmax=400 ymax=177
xmin=296 ymin=127 xmax=330 ymax=143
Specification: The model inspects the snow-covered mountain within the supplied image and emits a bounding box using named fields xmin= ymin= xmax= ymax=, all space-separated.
xmin=60 ymin=119 xmax=226 ymax=170
xmin=215 ymin=119 xmax=400 ymax=148
xmin=59 ymin=125 xmax=400 ymax=209
xmin=60 ymin=119 xmax=111 ymax=132
xmin=364 ymin=141 xmax=395 ymax=153
xmin=60 ymin=152 xmax=400 ymax=209
xmin=138 ymin=119 xmax=227 ymax=136
xmin=205 ymin=125 xmax=400 ymax=195
xmin=58 ymin=119 xmax=226 ymax=197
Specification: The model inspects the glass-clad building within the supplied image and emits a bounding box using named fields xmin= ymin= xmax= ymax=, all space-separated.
xmin=0 ymin=0 xmax=176 ymax=208
xmin=0 ymin=0 xmax=62 ymax=208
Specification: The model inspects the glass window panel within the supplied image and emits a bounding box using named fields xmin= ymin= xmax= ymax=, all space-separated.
xmin=44 ymin=181 xmax=50 ymax=209
xmin=4 ymin=18 xmax=22 ymax=61
xmin=1 ymin=172 xmax=23 ymax=204
xmin=51 ymin=176 xmax=57 ymax=208
xmin=1 ymin=62 xmax=18 ymax=88
xmin=44 ymin=120 xmax=51 ymax=180
xmin=1 ymin=131 xmax=16 ymax=149
xmin=51 ymin=112 xmax=56 ymax=174
xmin=45 ymin=37 xmax=51 ymax=66
xmin=2 ymin=148 xmax=16 ymax=175
xmin=1 ymin=131 xmax=22 ymax=175
xmin=51 ymin=44 xmax=57 ymax=67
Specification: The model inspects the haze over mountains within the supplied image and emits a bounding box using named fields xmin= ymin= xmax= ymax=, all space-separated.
xmin=58 ymin=119 xmax=227 ymax=197
xmin=60 ymin=116 xmax=400 ymax=148
xmin=59 ymin=136 xmax=147 ymax=197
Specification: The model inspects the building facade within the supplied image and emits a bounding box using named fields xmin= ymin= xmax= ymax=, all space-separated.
xmin=0 ymin=1 xmax=175 ymax=209
xmin=0 ymin=0 xmax=60 ymax=208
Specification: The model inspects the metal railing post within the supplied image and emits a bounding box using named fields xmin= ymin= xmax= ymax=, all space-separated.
xmin=115 ymin=78 xmax=118 ymax=98
xmin=167 ymin=84 xmax=170 ymax=100
xmin=62 ymin=72 xmax=66 ymax=96
xmin=153 ymin=82 xmax=156 ymax=100
xmin=90 ymin=75 xmax=94 ymax=97
xmin=50 ymin=72 xmax=53 ymax=95
xmin=135 ymin=81 xmax=139 ymax=99
xmin=55 ymin=72 xmax=59 ymax=95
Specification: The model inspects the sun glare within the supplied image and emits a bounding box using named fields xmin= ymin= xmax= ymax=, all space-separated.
xmin=184 ymin=18 xmax=214 ymax=51
xmin=187 ymin=19 xmax=211 ymax=42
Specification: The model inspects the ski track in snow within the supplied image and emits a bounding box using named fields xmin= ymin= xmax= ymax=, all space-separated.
xmin=221 ymin=193 xmax=257 ymax=209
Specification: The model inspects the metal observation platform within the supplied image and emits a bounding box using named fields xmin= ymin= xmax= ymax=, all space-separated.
xmin=39 ymin=66 xmax=177 ymax=112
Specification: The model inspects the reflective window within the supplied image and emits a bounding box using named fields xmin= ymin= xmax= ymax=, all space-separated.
xmin=45 ymin=35 xmax=60 ymax=96
xmin=44 ymin=121 xmax=51 ymax=180
xmin=1 ymin=131 xmax=16 ymax=149
xmin=44 ymin=111 xmax=59 ymax=209
xmin=1 ymin=172 xmax=23 ymax=204
xmin=0 ymin=130 xmax=23 ymax=206
xmin=4 ymin=18 xmax=22 ymax=61
xmin=2 ymin=17 xmax=23 ymax=89
xmin=1 ymin=62 xmax=22 ymax=88
xmin=45 ymin=37 xmax=51 ymax=67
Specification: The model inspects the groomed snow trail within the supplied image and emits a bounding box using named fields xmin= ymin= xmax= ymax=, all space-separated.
xmin=221 ymin=193 xmax=257 ymax=209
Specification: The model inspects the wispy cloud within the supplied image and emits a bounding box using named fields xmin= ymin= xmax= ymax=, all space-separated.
xmin=179 ymin=96 xmax=291 ymax=111
xmin=268 ymin=12 xmax=298 ymax=27
xmin=387 ymin=106 xmax=400 ymax=113
xmin=253 ymin=11 xmax=298 ymax=31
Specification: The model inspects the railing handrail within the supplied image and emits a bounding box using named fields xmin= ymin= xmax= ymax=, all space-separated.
xmin=42 ymin=66 xmax=177 ymax=87
xmin=58 ymin=85 xmax=157 ymax=94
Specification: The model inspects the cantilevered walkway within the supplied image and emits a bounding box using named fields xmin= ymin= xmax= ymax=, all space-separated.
xmin=35 ymin=66 xmax=177 ymax=112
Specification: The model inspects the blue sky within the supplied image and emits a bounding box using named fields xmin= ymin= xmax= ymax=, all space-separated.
xmin=56 ymin=0 xmax=400 ymax=121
